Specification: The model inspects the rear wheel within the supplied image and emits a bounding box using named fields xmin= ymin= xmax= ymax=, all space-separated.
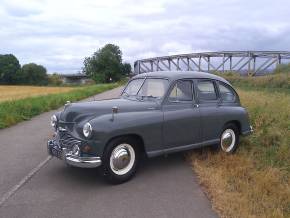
xmin=101 ymin=137 xmax=140 ymax=184
xmin=219 ymin=123 xmax=239 ymax=153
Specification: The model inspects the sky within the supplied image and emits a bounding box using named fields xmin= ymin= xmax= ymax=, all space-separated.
xmin=0 ymin=0 xmax=289 ymax=74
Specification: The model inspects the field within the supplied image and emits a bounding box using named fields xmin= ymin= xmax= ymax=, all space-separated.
xmin=0 ymin=83 xmax=119 ymax=129
xmin=189 ymin=74 xmax=290 ymax=218
xmin=0 ymin=86 xmax=75 ymax=102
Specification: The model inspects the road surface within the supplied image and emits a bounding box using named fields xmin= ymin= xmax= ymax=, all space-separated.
xmin=0 ymin=87 xmax=217 ymax=218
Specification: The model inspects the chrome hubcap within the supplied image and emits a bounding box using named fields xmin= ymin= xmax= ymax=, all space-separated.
xmin=112 ymin=147 xmax=130 ymax=170
xmin=221 ymin=129 xmax=236 ymax=152
xmin=110 ymin=144 xmax=135 ymax=175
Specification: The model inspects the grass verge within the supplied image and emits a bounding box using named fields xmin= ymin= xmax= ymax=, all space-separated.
xmin=217 ymin=71 xmax=290 ymax=89
xmin=0 ymin=83 xmax=119 ymax=129
xmin=189 ymin=87 xmax=290 ymax=218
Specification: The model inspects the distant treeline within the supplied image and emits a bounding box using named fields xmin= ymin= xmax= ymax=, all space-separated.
xmin=0 ymin=54 xmax=50 ymax=85
xmin=0 ymin=43 xmax=132 ymax=86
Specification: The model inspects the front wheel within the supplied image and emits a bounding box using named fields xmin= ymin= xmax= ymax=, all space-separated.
xmin=219 ymin=124 xmax=239 ymax=153
xmin=101 ymin=137 xmax=140 ymax=184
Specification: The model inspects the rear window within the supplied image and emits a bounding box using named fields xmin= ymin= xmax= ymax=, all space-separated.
xmin=218 ymin=82 xmax=236 ymax=102
xmin=197 ymin=80 xmax=217 ymax=101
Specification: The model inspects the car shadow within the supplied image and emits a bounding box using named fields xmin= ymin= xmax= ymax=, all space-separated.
xmin=52 ymin=152 xmax=188 ymax=187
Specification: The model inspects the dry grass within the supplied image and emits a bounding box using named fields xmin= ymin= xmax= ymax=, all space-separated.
xmin=189 ymin=88 xmax=290 ymax=218
xmin=0 ymin=85 xmax=75 ymax=102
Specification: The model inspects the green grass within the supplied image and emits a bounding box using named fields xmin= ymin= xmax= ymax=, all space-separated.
xmin=189 ymin=77 xmax=290 ymax=217
xmin=217 ymin=70 xmax=290 ymax=89
xmin=0 ymin=83 xmax=119 ymax=129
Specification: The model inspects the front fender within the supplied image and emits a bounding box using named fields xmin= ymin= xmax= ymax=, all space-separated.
xmin=89 ymin=110 xmax=163 ymax=156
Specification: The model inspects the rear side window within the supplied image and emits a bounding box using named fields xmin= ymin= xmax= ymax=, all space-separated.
xmin=169 ymin=80 xmax=193 ymax=102
xmin=218 ymin=82 xmax=236 ymax=102
xmin=197 ymin=81 xmax=217 ymax=101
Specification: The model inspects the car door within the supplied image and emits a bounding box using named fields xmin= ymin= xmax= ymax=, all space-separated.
xmin=194 ymin=79 xmax=221 ymax=143
xmin=162 ymin=79 xmax=201 ymax=150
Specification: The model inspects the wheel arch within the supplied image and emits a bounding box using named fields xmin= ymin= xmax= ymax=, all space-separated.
xmin=104 ymin=134 xmax=146 ymax=156
xmin=224 ymin=120 xmax=241 ymax=134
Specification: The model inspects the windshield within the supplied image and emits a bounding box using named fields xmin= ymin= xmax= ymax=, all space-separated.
xmin=122 ymin=78 xmax=169 ymax=100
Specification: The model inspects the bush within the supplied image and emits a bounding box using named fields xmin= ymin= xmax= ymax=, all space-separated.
xmin=48 ymin=73 xmax=63 ymax=86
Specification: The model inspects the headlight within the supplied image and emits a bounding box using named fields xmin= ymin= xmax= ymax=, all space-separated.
xmin=83 ymin=122 xmax=92 ymax=138
xmin=50 ymin=115 xmax=57 ymax=128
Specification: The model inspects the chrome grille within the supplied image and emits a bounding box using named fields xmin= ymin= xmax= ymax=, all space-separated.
xmin=58 ymin=131 xmax=81 ymax=149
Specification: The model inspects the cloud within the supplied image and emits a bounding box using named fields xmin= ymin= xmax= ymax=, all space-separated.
xmin=1 ymin=0 xmax=42 ymax=17
xmin=0 ymin=0 xmax=289 ymax=73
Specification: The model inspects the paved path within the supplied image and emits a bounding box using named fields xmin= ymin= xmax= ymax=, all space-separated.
xmin=0 ymin=87 xmax=217 ymax=218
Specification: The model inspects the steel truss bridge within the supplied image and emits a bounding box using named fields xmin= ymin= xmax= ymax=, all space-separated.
xmin=134 ymin=51 xmax=290 ymax=76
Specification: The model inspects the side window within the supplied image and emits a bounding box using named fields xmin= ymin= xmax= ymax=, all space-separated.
xmin=197 ymin=80 xmax=217 ymax=101
xmin=123 ymin=79 xmax=144 ymax=96
xmin=218 ymin=82 xmax=236 ymax=102
xmin=168 ymin=80 xmax=193 ymax=102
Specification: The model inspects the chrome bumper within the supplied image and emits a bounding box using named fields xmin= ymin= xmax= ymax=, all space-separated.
xmin=47 ymin=140 xmax=102 ymax=168
xmin=242 ymin=125 xmax=254 ymax=136
xmin=250 ymin=125 xmax=254 ymax=133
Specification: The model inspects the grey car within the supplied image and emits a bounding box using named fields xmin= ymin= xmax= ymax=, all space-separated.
xmin=47 ymin=71 xmax=253 ymax=184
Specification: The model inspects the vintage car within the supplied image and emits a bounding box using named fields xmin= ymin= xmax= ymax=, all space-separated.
xmin=47 ymin=71 xmax=253 ymax=183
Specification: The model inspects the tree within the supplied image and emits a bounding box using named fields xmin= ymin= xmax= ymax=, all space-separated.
xmin=21 ymin=63 xmax=48 ymax=85
xmin=48 ymin=73 xmax=63 ymax=86
xmin=83 ymin=44 xmax=130 ymax=83
xmin=0 ymin=54 xmax=21 ymax=84
xmin=121 ymin=62 xmax=132 ymax=76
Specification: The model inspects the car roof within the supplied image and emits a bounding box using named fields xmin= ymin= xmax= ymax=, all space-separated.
xmin=133 ymin=71 xmax=231 ymax=85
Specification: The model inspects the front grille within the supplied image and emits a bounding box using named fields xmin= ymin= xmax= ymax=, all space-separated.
xmin=58 ymin=131 xmax=81 ymax=149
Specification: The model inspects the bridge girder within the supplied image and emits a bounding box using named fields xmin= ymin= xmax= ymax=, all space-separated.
xmin=134 ymin=51 xmax=290 ymax=76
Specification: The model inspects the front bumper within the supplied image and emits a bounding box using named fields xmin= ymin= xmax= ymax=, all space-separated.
xmin=250 ymin=125 xmax=254 ymax=133
xmin=242 ymin=125 xmax=254 ymax=136
xmin=47 ymin=140 xmax=102 ymax=168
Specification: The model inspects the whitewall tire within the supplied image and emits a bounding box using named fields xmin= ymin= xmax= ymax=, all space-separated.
xmin=219 ymin=124 xmax=239 ymax=153
xmin=102 ymin=137 xmax=140 ymax=184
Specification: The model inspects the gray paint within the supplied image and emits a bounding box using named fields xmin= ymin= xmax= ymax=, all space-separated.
xmin=0 ymin=87 xmax=218 ymax=217
xmin=53 ymin=71 xmax=252 ymax=158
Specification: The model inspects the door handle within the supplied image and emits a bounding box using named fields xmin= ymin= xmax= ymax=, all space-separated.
xmin=193 ymin=104 xmax=199 ymax=108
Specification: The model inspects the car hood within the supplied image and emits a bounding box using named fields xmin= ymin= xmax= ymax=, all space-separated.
xmin=60 ymin=98 xmax=158 ymax=123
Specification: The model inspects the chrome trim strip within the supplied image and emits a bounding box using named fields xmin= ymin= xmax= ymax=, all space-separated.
xmin=147 ymin=138 xmax=220 ymax=158
xmin=47 ymin=140 xmax=102 ymax=168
